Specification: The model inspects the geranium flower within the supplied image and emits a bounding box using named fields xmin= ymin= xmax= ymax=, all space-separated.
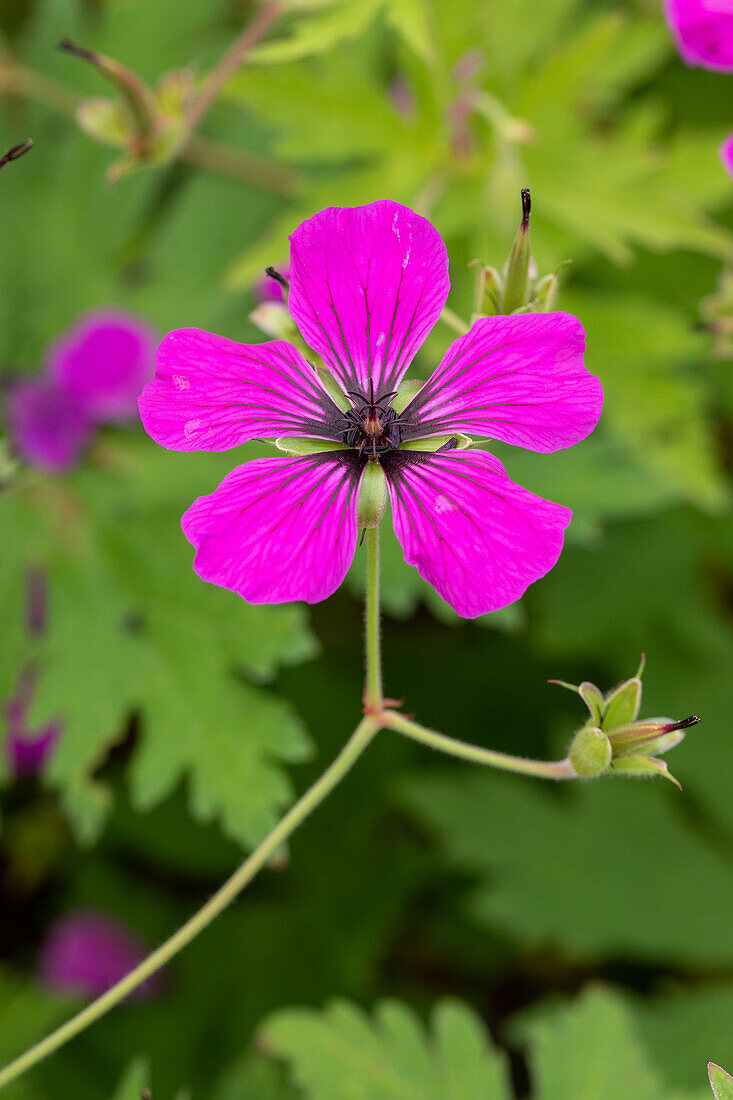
xmin=663 ymin=0 xmax=733 ymax=72
xmin=6 ymin=309 xmax=156 ymax=472
xmin=139 ymin=201 xmax=602 ymax=618
xmin=39 ymin=910 xmax=162 ymax=1001
xmin=4 ymin=666 xmax=61 ymax=777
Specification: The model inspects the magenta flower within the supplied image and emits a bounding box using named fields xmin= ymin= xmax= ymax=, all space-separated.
xmin=139 ymin=201 xmax=602 ymax=619
xmin=4 ymin=669 xmax=61 ymax=777
xmin=39 ymin=910 xmax=162 ymax=1001
xmin=6 ymin=309 xmax=156 ymax=472
xmin=721 ymin=130 xmax=733 ymax=176
xmin=663 ymin=0 xmax=733 ymax=71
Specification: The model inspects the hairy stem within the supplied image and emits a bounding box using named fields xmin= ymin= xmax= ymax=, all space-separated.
xmin=364 ymin=526 xmax=384 ymax=711
xmin=0 ymin=716 xmax=380 ymax=1091
xmin=382 ymin=710 xmax=577 ymax=779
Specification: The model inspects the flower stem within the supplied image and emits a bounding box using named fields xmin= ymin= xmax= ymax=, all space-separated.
xmin=0 ymin=716 xmax=380 ymax=1091
xmin=364 ymin=526 xmax=384 ymax=711
xmin=381 ymin=710 xmax=576 ymax=779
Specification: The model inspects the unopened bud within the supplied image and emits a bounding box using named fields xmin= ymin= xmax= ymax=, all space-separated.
xmin=357 ymin=460 xmax=388 ymax=529
xmin=473 ymin=264 xmax=502 ymax=319
xmin=502 ymin=188 xmax=532 ymax=313
xmin=569 ymin=726 xmax=612 ymax=778
xmin=609 ymin=715 xmax=699 ymax=759
xmin=60 ymin=38 xmax=155 ymax=151
xmin=250 ymin=301 xmax=299 ymax=342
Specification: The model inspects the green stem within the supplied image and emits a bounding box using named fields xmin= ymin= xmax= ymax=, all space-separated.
xmin=0 ymin=716 xmax=380 ymax=1091
xmin=364 ymin=526 xmax=383 ymax=710
xmin=382 ymin=710 xmax=576 ymax=780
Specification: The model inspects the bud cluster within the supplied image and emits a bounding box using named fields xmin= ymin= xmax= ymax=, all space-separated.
xmin=472 ymin=189 xmax=569 ymax=319
xmin=554 ymin=657 xmax=699 ymax=788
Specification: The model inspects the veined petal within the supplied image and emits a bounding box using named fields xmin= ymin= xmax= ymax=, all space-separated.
xmin=383 ymin=449 xmax=571 ymax=618
xmin=138 ymin=329 xmax=346 ymax=452
xmin=400 ymin=312 xmax=602 ymax=453
xmin=288 ymin=200 xmax=449 ymax=399
xmin=182 ymin=453 xmax=363 ymax=605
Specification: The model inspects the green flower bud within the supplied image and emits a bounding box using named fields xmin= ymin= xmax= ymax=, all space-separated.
xmin=473 ymin=264 xmax=502 ymax=319
xmin=250 ymin=302 xmax=301 ymax=343
xmin=501 ymin=188 xmax=532 ymax=313
xmin=569 ymin=726 xmax=612 ymax=778
xmin=356 ymin=460 xmax=387 ymax=529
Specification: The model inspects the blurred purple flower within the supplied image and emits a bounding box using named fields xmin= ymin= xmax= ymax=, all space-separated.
xmin=721 ymin=130 xmax=733 ymax=176
xmin=4 ymin=666 xmax=61 ymax=777
xmin=254 ymin=265 xmax=291 ymax=304
xmin=664 ymin=0 xmax=733 ymax=72
xmin=47 ymin=310 xmax=157 ymax=421
xmin=6 ymin=380 xmax=91 ymax=473
xmin=39 ymin=910 xmax=162 ymax=1001
xmin=6 ymin=309 xmax=156 ymax=473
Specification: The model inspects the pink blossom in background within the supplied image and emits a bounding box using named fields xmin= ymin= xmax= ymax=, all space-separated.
xmin=254 ymin=264 xmax=291 ymax=304
xmin=140 ymin=200 xmax=603 ymax=619
xmin=6 ymin=379 xmax=91 ymax=472
xmin=663 ymin=0 xmax=733 ymax=71
xmin=721 ymin=130 xmax=733 ymax=175
xmin=6 ymin=309 xmax=156 ymax=473
xmin=39 ymin=911 xmax=162 ymax=1001
xmin=47 ymin=310 xmax=157 ymax=421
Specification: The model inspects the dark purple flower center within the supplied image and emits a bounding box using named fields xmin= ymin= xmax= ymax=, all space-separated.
xmin=338 ymin=380 xmax=402 ymax=458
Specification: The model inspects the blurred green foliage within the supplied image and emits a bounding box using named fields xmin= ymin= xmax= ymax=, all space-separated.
xmin=1 ymin=0 xmax=732 ymax=1095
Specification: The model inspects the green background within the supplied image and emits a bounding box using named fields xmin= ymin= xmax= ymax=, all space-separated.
xmin=1 ymin=0 xmax=733 ymax=1095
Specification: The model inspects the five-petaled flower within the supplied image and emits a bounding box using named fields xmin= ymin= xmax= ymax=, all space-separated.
xmin=139 ymin=200 xmax=603 ymax=618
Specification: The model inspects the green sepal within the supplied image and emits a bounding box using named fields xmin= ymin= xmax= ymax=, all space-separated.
xmin=274 ymin=438 xmax=348 ymax=455
xmin=473 ymin=264 xmax=502 ymax=318
xmin=709 ymin=1063 xmax=733 ymax=1099
xmin=578 ymin=681 xmax=604 ymax=725
xmin=76 ymin=98 xmax=130 ymax=148
xmin=250 ymin=302 xmax=301 ymax=343
xmin=400 ymin=434 xmax=472 ymax=453
xmin=603 ymin=677 xmax=642 ymax=730
xmin=568 ymin=725 xmax=611 ymax=778
xmin=357 ymin=460 xmax=387 ymax=529
xmin=611 ymin=753 xmax=681 ymax=790
xmin=391 ymin=379 xmax=424 ymax=414
xmin=315 ymin=366 xmax=351 ymax=412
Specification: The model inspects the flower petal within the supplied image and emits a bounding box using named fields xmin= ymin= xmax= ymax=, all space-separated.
xmin=182 ymin=453 xmax=363 ymax=604
xmin=138 ymin=329 xmax=346 ymax=452
xmin=664 ymin=0 xmax=733 ymax=72
xmin=6 ymin=379 xmax=91 ymax=472
xmin=288 ymin=200 xmax=449 ymax=398
xmin=384 ymin=449 xmax=571 ymax=618
xmin=400 ymin=312 xmax=602 ymax=453
xmin=48 ymin=309 xmax=156 ymax=421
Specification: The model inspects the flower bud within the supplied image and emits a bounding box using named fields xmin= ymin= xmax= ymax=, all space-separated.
xmin=472 ymin=264 xmax=502 ymax=319
xmin=357 ymin=460 xmax=388 ymax=529
xmin=553 ymin=657 xmax=697 ymax=788
xmin=501 ymin=188 xmax=532 ymax=313
xmin=569 ymin=725 xmax=612 ymax=778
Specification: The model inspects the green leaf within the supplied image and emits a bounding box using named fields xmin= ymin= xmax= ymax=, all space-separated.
xmin=109 ymin=1056 xmax=151 ymax=1100
xmin=250 ymin=0 xmax=384 ymax=64
xmin=515 ymin=985 xmax=708 ymax=1100
xmin=398 ymin=769 xmax=733 ymax=963
xmin=2 ymin=441 xmax=317 ymax=848
xmin=261 ymin=998 xmax=511 ymax=1098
